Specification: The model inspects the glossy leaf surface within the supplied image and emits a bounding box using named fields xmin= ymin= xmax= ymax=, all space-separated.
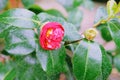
xmin=107 ymin=20 xmax=120 ymax=48
xmin=0 ymin=9 xmax=39 ymax=29
xmin=67 ymin=8 xmax=83 ymax=29
xmin=36 ymin=43 xmax=66 ymax=76
xmin=5 ymin=29 xmax=36 ymax=55
xmin=72 ymin=39 xmax=112 ymax=80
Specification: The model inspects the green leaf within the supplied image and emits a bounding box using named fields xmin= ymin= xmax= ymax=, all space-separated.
xmin=73 ymin=0 xmax=83 ymax=7
xmin=98 ymin=45 xmax=112 ymax=80
xmin=36 ymin=44 xmax=66 ymax=76
xmin=98 ymin=24 xmax=112 ymax=42
xmin=57 ymin=0 xmax=84 ymax=10
xmin=67 ymin=8 xmax=82 ymax=29
xmin=37 ymin=13 xmax=81 ymax=41
xmin=95 ymin=7 xmax=112 ymax=41
xmin=94 ymin=7 xmax=108 ymax=23
xmin=4 ymin=68 xmax=16 ymax=80
xmin=114 ymin=53 xmax=120 ymax=72
xmin=56 ymin=0 xmax=74 ymax=10
xmin=0 ymin=8 xmax=39 ymax=29
xmin=82 ymin=0 xmax=94 ymax=10
xmin=72 ymin=39 xmax=112 ymax=80
xmin=46 ymin=9 xmax=65 ymax=18
xmin=107 ymin=0 xmax=117 ymax=17
xmin=0 ymin=22 xmax=10 ymax=38
xmin=1 ymin=56 xmax=47 ymax=80
xmin=63 ymin=22 xmax=81 ymax=41
xmin=107 ymin=20 xmax=120 ymax=48
xmin=0 ymin=61 xmax=15 ymax=80
xmin=21 ymin=0 xmax=35 ymax=8
xmin=15 ymin=56 xmax=47 ymax=80
xmin=5 ymin=29 xmax=36 ymax=55
xmin=28 ymin=4 xmax=44 ymax=14
xmin=0 ymin=0 xmax=8 ymax=10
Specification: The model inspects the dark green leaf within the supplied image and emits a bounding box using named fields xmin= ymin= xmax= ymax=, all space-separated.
xmin=95 ymin=7 xmax=109 ymax=41
xmin=0 ymin=8 xmax=39 ymax=29
xmin=72 ymin=39 xmax=112 ymax=80
xmin=98 ymin=45 xmax=112 ymax=80
xmin=73 ymin=0 xmax=83 ymax=7
xmin=114 ymin=53 xmax=120 ymax=72
xmin=67 ymin=8 xmax=82 ymax=29
xmin=107 ymin=20 xmax=120 ymax=48
xmin=15 ymin=56 xmax=47 ymax=80
xmin=28 ymin=4 xmax=44 ymax=14
xmin=46 ymin=9 xmax=65 ymax=18
xmin=21 ymin=0 xmax=35 ymax=8
xmin=37 ymin=13 xmax=81 ymax=41
xmin=98 ymin=24 xmax=112 ymax=42
xmin=36 ymin=44 xmax=66 ymax=76
xmin=0 ymin=0 xmax=8 ymax=10
xmin=1 ymin=56 xmax=47 ymax=80
xmin=5 ymin=29 xmax=36 ymax=55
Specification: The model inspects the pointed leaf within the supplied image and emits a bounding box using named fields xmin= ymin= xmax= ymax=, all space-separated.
xmin=82 ymin=0 xmax=94 ymax=10
xmin=21 ymin=0 xmax=35 ymax=8
xmin=107 ymin=0 xmax=117 ymax=16
xmin=73 ymin=0 xmax=83 ymax=7
xmin=67 ymin=8 xmax=83 ymax=29
xmin=56 ymin=0 xmax=74 ymax=10
xmin=2 ymin=56 xmax=47 ymax=80
xmin=99 ymin=45 xmax=112 ymax=80
xmin=46 ymin=9 xmax=65 ymax=18
xmin=72 ymin=39 xmax=112 ymax=80
xmin=28 ymin=4 xmax=44 ymax=14
xmin=5 ymin=29 xmax=36 ymax=55
xmin=36 ymin=44 xmax=66 ymax=76
xmin=107 ymin=20 xmax=120 ymax=48
xmin=98 ymin=24 xmax=112 ymax=42
xmin=0 ymin=9 xmax=39 ymax=29
xmin=94 ymin=7 xmax=108 ymax=23
xmin=114 ymin=53 xmax=120 ymax=72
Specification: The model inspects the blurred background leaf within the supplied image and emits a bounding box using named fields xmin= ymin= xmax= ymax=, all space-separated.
xmin=0 ymin=0 xmax=8 ymax=11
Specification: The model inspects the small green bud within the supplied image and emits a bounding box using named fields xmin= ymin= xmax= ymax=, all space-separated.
xmin=84 ymin=28 xmax=98 ymax=41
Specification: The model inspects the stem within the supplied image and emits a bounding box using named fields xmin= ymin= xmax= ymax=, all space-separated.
xmin=93 ymin=16 xmax=113 ymax=28
xmin=93 ymin=20 xmax=102 ymax=28
xmin=64 ymin=38 xmax=83 ymax=46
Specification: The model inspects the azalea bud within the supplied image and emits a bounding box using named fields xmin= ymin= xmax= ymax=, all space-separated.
xmin=107 ymin=0 xmax=117 ymax=17
xmin=84 ymin=28 xmax=98 ymax=40
xmin=39 ymin=22 xmax=64 ymax=50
